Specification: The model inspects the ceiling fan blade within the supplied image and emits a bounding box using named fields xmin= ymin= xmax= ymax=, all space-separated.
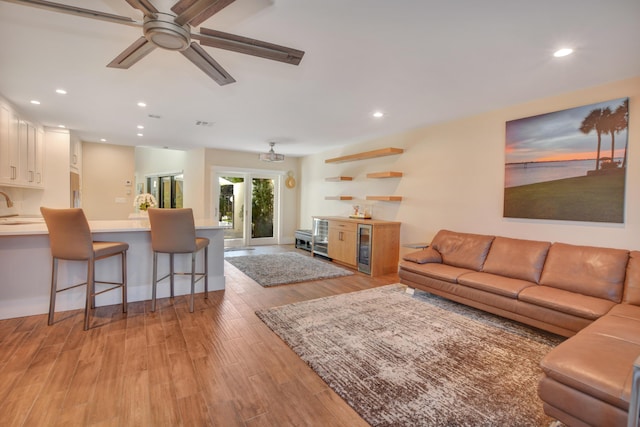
xmin=181 ymin=43 xmax=235 ymax=85
xmin=172 ymin=0 xmax=235 ymax=27
xmin=107 ymin=37 xmax=156 ymax=69
xmin=0 ymin=0 xmax=142 ymax=28
xmin=194 ymin=28 xmax=305 ymax=65
xmin=124 ymin=0 xmax=158 ymax=16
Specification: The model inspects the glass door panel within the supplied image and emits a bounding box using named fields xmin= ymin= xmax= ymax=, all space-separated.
xmin=249 ymin=176 xmax=279 ymax=245
xmin=251 ymin=177 xmax=274 ymax=239
xmin=146 ymin=173 xmax=183 ymax=208
xmin=218 ymin=175 xmax=245 ymax=244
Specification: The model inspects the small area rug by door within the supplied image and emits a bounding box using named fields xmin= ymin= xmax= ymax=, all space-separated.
xmin=256 ymin=284 xmax=565 ymax=426
xmin=225 ymin=252 xmax=353 ymax=287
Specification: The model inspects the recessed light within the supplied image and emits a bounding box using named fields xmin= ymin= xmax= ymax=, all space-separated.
xmin=100 ymin=138 xmax=107 ymax=142
xmin=553 ymin=48 xmax=573 ymax=57
xmin=137 ymin=101 xmax=147 ymax=107
xmin=137 ymin=125 xmax=144 ymax=129
xmin=57 ymin=124 xmax=66 ymax=128
xmin=373 ymin=111 xmax=384 ymax=118
xmin=137 ymin=133 xmax=143 ymax=137
xmin=30 ymin=100 xmax=41 ymax=105
xmin=55 ymin=89 xmax=67 ymax=95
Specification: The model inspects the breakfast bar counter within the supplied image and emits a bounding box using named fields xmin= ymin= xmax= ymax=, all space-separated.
xmin=0 ymin=219 xmax=226 ymax=320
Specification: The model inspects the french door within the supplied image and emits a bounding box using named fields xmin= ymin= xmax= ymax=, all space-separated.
xmin=214 ymin=169 xmax=280 ymax=247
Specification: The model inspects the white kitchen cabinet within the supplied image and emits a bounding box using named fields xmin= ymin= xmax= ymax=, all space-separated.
xmin=19 ymin=119 xmax=45 ymax=188
xmin=0 ymin=103 xmax=20 ymax=185
xmin=34 ymin=127 xmax=44 ymax=187
xmin=0 ymin=114 xmax=44 ymax=189
xmin=70 ymin=135 xmax=81 ymax=172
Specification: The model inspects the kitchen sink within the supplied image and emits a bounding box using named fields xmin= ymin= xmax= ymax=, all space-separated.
xmin=0 ymin=216 xmax=45 ymax=225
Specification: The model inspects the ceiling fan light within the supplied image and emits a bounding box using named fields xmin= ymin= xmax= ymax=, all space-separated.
xmin=143 ymin=14 xmax=190 ymax=51
xmin=259 ymin=142 xmax=285 ymax=162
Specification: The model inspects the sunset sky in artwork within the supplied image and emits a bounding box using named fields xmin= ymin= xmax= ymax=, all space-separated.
xmin=505 ymin=98 xmax=628 ymax=164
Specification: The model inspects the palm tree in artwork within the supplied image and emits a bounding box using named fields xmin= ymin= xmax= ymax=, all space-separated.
xmin=614 ymin=99 xmax=630 ymax=167
xmin=600 ymin=107 xmax=617 ymax=165
xmin=580 ymin=108 xmax=606 ymax=171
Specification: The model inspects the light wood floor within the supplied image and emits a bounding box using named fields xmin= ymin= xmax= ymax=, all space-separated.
xmin=0 ymin=246 xmax=399 ymax=426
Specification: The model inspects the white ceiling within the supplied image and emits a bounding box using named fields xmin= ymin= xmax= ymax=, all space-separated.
xmin=0 ymin=0 xmax=639 ymax=158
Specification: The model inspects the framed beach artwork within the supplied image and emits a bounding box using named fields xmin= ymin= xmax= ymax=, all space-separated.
xmin=504 ymin=97 xmax=629 ymax=223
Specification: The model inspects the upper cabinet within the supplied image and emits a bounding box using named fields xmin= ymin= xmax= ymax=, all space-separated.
xmin=0 ymin=100 xmax=45 ymax=189
xmin=70 ymin=135 xmax=81 ymax=173
xmin=0 ymin=103 xmax=19 ymax=185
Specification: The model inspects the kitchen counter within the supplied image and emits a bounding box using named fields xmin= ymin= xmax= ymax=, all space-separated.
xmin=0 ymin=218 xmax=226 ymax=320
xmin=0 ymin=218 xmax=222 ymax=236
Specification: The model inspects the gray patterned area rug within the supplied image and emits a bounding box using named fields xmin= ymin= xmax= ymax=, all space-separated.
xmin=256 ymin=284 xmax=565 ymax=427
xmin=225 ymin=252 xmax=353 ymax=287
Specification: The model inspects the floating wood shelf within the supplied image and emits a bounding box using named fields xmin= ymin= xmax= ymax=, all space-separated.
xmin=325 ymin=176 xmax=353 ymax=182
xmin=366 ymin=196 xmax=403 ymax=201
xmin=325 ymin=196 xmax=354 ymax=200
xmin=325 ymin=147 xmax=404 ymax=164
xmin=366 ymin=171 xmax=403 ymax=179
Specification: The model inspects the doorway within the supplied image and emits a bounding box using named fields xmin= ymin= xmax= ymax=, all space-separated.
xmin=146 ymin=172 xmax=184 ymax=208
xmin=214 ymin=169 xmax=281 ymax=247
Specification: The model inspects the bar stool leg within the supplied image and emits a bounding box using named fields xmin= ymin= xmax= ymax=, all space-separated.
xmin=48 ymin=258 xmax=59 ymax=325
xmin=122 ymin=251 xmax=128 ymax=313
xmin=204 ymin=246 xmax=209 ymax=299
xmin=84 ymin=260 xmax=94 ymax=331
xmin=190 ymin=252 xmax=196 ymax=312
xmin=151 ymin=251 xmax=158 ymax=312
xmin=169 ymin=253 xmax=175 ymax=298
xmin=90 ymin=267 xmax=96 ymax=309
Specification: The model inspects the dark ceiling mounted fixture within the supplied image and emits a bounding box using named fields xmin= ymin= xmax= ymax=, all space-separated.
xmin=259 ymin=142 xmax=284 ymax=162
xmin=2 ymin=0 xmax=305 ymax=85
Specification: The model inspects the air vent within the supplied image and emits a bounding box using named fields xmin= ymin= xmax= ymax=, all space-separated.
xmin=148 ymin=114 xmax=161 ymax=119
xmin=195 ymin=120 xmax=214 ymax=127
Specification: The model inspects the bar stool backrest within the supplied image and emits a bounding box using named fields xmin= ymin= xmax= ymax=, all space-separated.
xmin=40 ymin=207 xmax=93 ymax=260
xmin=147 ymin=208 xmax=197 ymax=253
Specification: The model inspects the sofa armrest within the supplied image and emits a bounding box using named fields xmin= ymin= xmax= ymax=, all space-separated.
xmin=628 ymin=355 xmax=640 ymax=427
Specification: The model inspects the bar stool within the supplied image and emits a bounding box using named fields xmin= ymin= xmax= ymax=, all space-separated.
xmin=40 ymin=207 xmax=128 ymax=330
xmin=147 ymin=208 xmax=209 ymax=312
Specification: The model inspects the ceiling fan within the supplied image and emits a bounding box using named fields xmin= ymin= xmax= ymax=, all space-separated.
xmin=2 ymin=0 xmax=305 ymax=85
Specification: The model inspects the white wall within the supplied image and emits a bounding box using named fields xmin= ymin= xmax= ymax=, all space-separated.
xmin=300 ymin=76 xmax=640 ymax=253
xmin=184 ymin=147 xmax=206 ymax=218
xmin=134 ymin=146 xmax=187 ymax=189
xmin=82 ymin=142 xmax=135 ymax=220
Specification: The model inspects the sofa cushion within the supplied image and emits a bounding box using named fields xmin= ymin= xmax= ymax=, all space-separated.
xmin=402 ymin=247 xmax=442 ymax=264
xmin=623 ymin=251 xmax=640 ymax=305
xmin=539 ymin=243 xmax=629 ymax=303
xmin=519 ymin=286 xmax=616 ymax=320
xmin=398 ymin=260 xmax=473 ymax=283
xmin=540 ymin=330 xmax=640 ymax=411
xmin=608 ymin=303 xmax=640 ymax=322
xmin=482 ymin=236 xmax=550 ymax=283
xmin=458 ymin=272 xmax=535 ymax=298
xmin=430 ymin=230 xmax=495 ymax=271
xmin=581 ymin=312 xmax=640 ymax=345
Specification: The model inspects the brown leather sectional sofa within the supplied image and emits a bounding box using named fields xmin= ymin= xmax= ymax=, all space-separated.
xmin=398 ymin=229 xmax=640 ymax=427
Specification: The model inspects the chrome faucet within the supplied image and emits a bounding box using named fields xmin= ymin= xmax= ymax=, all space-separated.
xmin=0 ymin=191 xmax=13 ymax=208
